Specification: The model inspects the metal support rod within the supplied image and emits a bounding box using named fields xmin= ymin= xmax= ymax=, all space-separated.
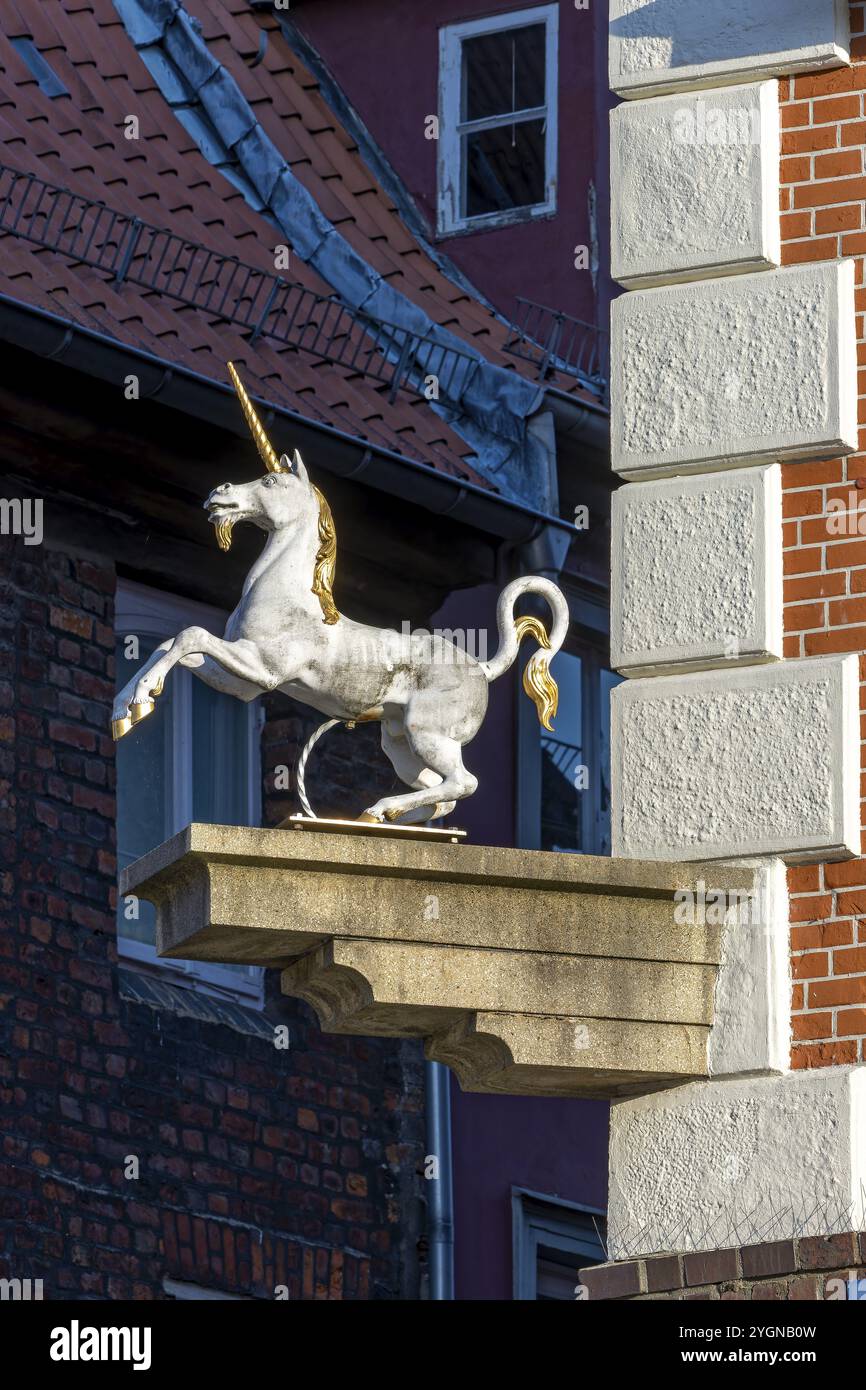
xmin=294 ymin=718 xmax=342 ymax=818
xmin=114 ymin=217 xmax=143 ymax=284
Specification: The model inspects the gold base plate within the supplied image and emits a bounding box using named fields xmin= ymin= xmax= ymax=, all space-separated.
xmin=277 ymin=814 xmax=467 ymax=844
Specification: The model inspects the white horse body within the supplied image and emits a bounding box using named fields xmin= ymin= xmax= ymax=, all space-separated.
xmin=112 ymin=366 xmax=569 ymax=824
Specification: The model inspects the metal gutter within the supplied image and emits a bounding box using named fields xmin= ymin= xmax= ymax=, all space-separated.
xmin=546 ymin=391 xmax=610 ymax=456
xmin=0 ymin=294 xmax=575 ymax=547
xmin=424 ymin=1060 xmax=455 ymax=1301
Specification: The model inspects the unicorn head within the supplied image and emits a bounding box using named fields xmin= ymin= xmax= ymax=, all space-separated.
xmin=204 ymin=363 xmax=339 ymax=624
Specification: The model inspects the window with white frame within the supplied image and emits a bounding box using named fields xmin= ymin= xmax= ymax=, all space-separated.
xmin=438 ymin=5 xmax=558 ymax=235
xmin=115 ymin=579 xmax=264 ymax=1007
xmin=512 ymin=1188 xmax=606 ymax=1300
xmin=163 ymin=1277 xmax=252 ymax=1301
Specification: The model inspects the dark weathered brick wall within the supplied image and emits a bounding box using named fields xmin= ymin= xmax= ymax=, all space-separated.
xmin=263 ymin=696 xmax=398 ymax=827
xmin=580 ymin=1232 xmax=866 ymax=1301
xmin=0 ymin=536 xmax=425 ymax=1300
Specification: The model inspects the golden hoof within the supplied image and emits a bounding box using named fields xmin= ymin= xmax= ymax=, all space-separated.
xmin=356 ymin=811 xmax=383 ymax=824
xmin=111 ymin=699 xmax=155 ymax=742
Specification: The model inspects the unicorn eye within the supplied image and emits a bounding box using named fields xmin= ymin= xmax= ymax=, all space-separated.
xmin=262 ymin=476 xmax=276 ymax=487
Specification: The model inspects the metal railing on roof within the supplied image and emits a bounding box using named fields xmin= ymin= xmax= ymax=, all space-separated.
xmin=504 ymin=296 xmax=609 ymax=401
xmin=540 ymin=735 xmax=583 ymax=779
xmin=0 ymin=163 xmax=479 ymax=404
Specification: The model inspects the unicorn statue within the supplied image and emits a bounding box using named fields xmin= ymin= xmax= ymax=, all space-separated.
xmin=112 ymin=364 xmax=569 ymax=826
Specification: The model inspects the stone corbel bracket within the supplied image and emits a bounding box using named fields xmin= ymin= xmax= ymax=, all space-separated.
xmin=122 ymin=824 xmax=758 ymax=1099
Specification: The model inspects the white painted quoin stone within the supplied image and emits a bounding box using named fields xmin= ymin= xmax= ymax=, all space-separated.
xmin=611 ymin=654 xmax=860 ymax=864
xmin=602 ymin=0 xmax=863 ymax=1272
xmin=609 ymin=0 xmax=851 ymax=100
xmin=610 ymin=82 xmax=781 ymax=288
xmin=611 ymin=259 xmax=858 ymax=480
xmin=708 ymin=858 xmax=790 ymax=1078
xmin=607 ymin=1066 xmax=866 ymax=1259
xmin=611 ymin=465 xmax=783 ymax=677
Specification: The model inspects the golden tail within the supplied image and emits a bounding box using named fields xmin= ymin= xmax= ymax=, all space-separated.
xmin=515 ymin=615 xmax=559 ymax=732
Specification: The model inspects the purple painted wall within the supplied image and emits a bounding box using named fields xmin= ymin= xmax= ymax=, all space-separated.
xmin=450 ymin=1082 xmax=609 ymax=1299
xmin=296 ymin=0 xmax=605 ymax=326
xmin=453 ymin=1084 xmax=608 ymax=1301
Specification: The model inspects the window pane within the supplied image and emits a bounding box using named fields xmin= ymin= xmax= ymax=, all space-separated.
xmin=537 ymin=1246 xmax=594 ymax=1301
xmin=462 ymin=24 xmax=545 ymax=122
xmin=192 ymin=680 xmax=250 ymax=824
xmin=599 ymin=667 xmax=623 ymax=857
xmin=540 ymin=652 xmax=582 ymax=853
xmin=115 ymin=637 xmax=173 ymax=945
xmin=464 ymin=118 xmax=546 ymax=218
xmin=113 ymin=609 xmax=261 ymax=1001
xmin=190 ymin=680 xmax=255 ymax=986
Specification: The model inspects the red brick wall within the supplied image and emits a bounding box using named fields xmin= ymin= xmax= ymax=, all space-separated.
xmin=0 ymin=537 xmax=425 ymax=1299
xmin=780 ymin=1 xmax=866 ymax=1069
xmin=579 ymin=1232 xmax=866 ymax=1301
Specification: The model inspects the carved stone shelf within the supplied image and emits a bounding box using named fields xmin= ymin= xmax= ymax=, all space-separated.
xmin=121 ymin=824 xmax=755 ymax=1099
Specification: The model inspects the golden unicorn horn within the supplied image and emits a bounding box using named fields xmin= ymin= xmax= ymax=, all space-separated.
xmin=227 ymin=361 xmax=284 ymax=473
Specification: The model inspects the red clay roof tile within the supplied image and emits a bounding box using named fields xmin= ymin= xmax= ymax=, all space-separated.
xmin=0 ymin=0 xmax=594 ymax=495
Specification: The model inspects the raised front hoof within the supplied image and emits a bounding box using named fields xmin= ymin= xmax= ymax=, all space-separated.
xmin=111 ymin=699 xmax=155 ymax=742
xmin=356 ymin=811 xmax=384 ymax=824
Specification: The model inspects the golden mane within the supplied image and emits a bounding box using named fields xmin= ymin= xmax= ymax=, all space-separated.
xmin=311 ymin=485 xmax=340 ymax=624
